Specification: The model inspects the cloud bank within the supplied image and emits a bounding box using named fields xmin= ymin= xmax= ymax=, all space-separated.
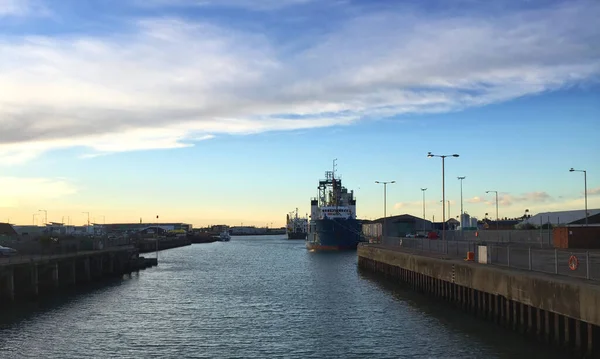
xmin=0 ymin=0 xmax=598 ymax=163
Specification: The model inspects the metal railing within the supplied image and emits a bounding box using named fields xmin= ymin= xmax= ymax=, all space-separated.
xmin=380 ymin=236 xmax=600 ymax=281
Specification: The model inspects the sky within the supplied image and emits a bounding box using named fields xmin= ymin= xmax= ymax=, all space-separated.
xmin=0 ymin=0 xmax=599 ymax=228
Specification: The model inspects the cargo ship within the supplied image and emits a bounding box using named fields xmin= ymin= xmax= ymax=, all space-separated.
xmin=306 ymin=161 xmax=363 ymax=250
xmin=286 ymin=208 xmax=308 ymax=240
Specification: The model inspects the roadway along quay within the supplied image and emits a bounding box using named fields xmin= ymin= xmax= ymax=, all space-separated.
xmin=358 ymin=243 xmax=600 ymax=358
xmin=0 ymin=246 xmax=156 ymax=304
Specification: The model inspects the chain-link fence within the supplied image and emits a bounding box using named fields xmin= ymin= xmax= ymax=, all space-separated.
xmin=380 ymin=236 xmax=600 ymax=281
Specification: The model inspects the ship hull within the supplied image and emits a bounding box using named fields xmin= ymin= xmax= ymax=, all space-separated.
xmin=287 ymin=231 xmax=307 ymax=240
xmin=306 ymin=217 xmax=362 ymax=251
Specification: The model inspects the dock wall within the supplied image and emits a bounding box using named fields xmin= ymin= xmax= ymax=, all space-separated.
xmin=136 ymin=237 xmax=192 ymax=253
xmin=0 ymin=246 xmax=156 ymax=305
xmin=358 ymin=244 xmax=600 ymax=358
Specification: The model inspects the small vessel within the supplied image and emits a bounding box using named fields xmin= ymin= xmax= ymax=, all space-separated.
xmin=219 ymin=230 xmax=231 ymax=242
xmin=306 ymin=160 xmax=363 ymax=250
xmin=286 ymin=208 xmax=308 ymax=240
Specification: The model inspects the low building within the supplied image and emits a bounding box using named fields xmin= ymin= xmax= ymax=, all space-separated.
xmin=230 ymin=226 xmax=267 ymax=235
xmin=369 ymin=214 xmax=434 ymax=237
xmin=104 ymin=222 xmax=193 ymax=234
xmin=0 ymin=223 xmax=18 ymax=238
xmin=518 ymin=209 xmax=600 ymax=227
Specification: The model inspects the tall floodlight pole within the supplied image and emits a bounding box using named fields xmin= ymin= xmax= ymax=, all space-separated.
xmin=486 ymin=191 xmax=499 ymax=231
xmin=38 ymin=209 xmax=48 ymax=225
xmin=375 ymin=181 xmax=395 ymax=238
xmin=457 ymin=177 xmax=466 ymax=230
xmin=428 ymin=152 xmax=459 ymax=242
xmin=570 ymin=168 xmax=588 ymax=226
xmin=421 ymin=188 xmax=427 ymax=232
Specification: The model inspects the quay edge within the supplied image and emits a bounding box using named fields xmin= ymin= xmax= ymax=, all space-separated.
xmin=357 ymin=244 xmax=600 ymax=358
xmin=0 ymin=246 xmax=157 ymax=305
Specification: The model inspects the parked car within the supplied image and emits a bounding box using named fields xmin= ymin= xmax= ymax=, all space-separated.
xmin=0 ymin=245 xmax=17 ymax=256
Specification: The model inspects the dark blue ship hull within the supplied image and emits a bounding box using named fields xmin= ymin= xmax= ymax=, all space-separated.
xmin=306 ymin=217 xmax=362 ymax=250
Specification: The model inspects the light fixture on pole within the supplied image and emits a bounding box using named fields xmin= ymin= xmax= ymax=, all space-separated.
xmin=38 ymin=209 xmax=48 ymax=225
xmin=427 ymin=152 xmax=459 ymax=241
xmin=421 ymin=188 xmax=427 ymax=232
xmin=375 ymin=180 xmax=395 ymax=238
xmin=569 ymin=168 xmax=588 ymax=226
xmin=485 ymin=191 xmax=499 ymax=231
xmin=457 ymin=177 xmax=466 ymax=230
xmin=82 ymin=211 xmax=90 ymax=227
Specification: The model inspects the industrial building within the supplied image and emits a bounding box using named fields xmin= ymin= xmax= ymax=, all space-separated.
xmin=103 ymin=222 xmax=193 ymax=234
xmin=518 ymin=209 xmax=600 ymax=226
xmin=363 ymin=214 xmax=434 ymax=238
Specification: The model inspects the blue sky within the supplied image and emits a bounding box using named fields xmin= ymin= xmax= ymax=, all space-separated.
xmin=0 ymin=0 xmax=599 ymax=227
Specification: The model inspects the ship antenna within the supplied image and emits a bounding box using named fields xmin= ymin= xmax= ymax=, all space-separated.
xmin=333 ymin=158 xmax=337 ymax=180
xmin=333 ymin=158 xmax=338 ymax=211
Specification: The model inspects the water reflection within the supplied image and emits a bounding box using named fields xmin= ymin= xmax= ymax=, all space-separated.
xmin=357 ymin=268 xmax=565 ymax=359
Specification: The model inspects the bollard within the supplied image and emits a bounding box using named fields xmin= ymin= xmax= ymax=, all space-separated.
xmin=554 ymin=249 xmax=558 ymax=274
xmin=528 ymin=247 xmax=532 ymax=270
xmin=586 ymin=251 xmax=590 ymax=280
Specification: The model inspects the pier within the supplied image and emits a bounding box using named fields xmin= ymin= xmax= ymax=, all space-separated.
xmin=0 ymin=246 xmax=156 ymax=304
xmin=136 ymin=237 xmax=192 ymax=253
xmin=358 ymin=243 xmax=600 ymax=358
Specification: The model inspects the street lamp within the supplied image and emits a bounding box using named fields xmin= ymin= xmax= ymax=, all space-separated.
xmin=421 ymin=188 xmax=427 ymax=232
xmin=38 ymin=209 xmax=48 ymax=225
xmin=440 ymin=200 xmax=451 ymax=220
xmin=375 ymin=180 xmax=395 ymax=238
xmin=427 ymin=152 xmax=459 ymax=241
xmin=82 ymin=212 xmax=90 ymax=226
xmin=570 ymin=168 xmax=588 ymax=226
xmin=485 ymin=191 xmax=499 ymax=231
xmin=457 ymin=177 xmax=466 ymax=230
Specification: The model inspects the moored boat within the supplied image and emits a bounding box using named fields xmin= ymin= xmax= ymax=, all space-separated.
xmin=219 ymin=231 xmax=231 ymax=242
xmin=286 ymin=208 xmax=308 ymax=240
xmin=306 ymin=160 xmax=363 ymax=250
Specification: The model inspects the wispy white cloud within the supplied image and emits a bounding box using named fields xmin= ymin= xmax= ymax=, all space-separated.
xmin=481 ymin=191 xmax=553 ymax=206
xmin=467 ymin=196 xmax=483 ymax=204
xmin=0 ymin=1 xmax=598 ymax=163
xmin=589 ymin=187 xmax=600 ymax=196
xmin=0 ymin=0 xmax=48 ymax=17
xmin=136 ymin=0 xmax=315 ymax=10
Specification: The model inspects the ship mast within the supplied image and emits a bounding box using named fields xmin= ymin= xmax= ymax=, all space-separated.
xmin=333 ymin=158 xmax=338 ymax=213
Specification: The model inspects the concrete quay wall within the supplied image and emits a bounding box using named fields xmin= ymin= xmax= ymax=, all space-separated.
xmin=358 ymin=244 xmax=600 ymax=358
xmin=136 ymin=237 xmax=191 ymax=253
xmin=0 ymin=246 xmax=156 ymax=304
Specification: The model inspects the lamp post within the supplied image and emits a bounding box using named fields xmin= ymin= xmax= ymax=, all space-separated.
xmin=156 ymin=215 xmax=159 ymax=260
xmin=427 ymin=152 xmax=459 ymax=241
xmin=485 ymin=191 xmax=499 ymax=231
xmin=440 ymin=200 xmax=450 ymax=221
xmin=457 ymin=177 xmax=466 ymax=230
xmin=38 ymin=209 xmax=48 ymax=225
xmin=570 ymin=168 xmax=588 ymax=226
xmin=375 ymin=180 xmax=395 ymax=238
xmin=421 ymin=188 xmax=427 ymax=232
xmin=82 ymin=212 xmax=90 ymax=235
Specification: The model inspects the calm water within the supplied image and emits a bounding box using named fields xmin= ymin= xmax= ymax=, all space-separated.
xmin=0 ymin=236 xmax=563 ymax=358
